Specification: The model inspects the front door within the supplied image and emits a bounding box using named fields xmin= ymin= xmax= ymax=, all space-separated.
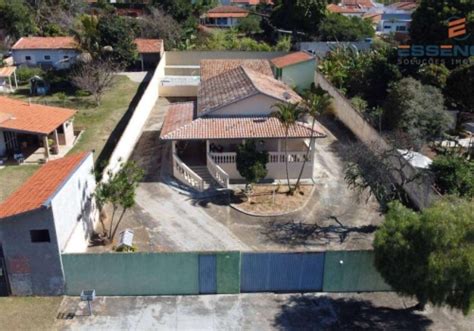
xmin=0 ymin=245 xmax=10 ymax=296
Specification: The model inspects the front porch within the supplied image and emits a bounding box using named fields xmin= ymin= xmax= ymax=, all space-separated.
xmin=171 ymin=138 xmax=315 ymax=192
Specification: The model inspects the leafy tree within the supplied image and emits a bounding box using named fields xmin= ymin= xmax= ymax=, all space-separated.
xmin=318 ymin=13 xmax=374 ymax=41
xmin=445 ymin=62 xmax=474 ymax=112
xmin=0 ymin=1 xmax=37 ymax=39
xmin=430 ymin=154 xmax=474 ymax=197
xmin=237 ymin=15 xmax=262 ymax=35
xmin=374 ymin=197 xmax=474 ymax=314
xmin=236 ymin=140 xmax=269 ymax=192
xmin=274 ymin=36 xmax=292 ymax=51
xmin=96 ymin=15 xmax=138 ymax=66
xmin=271 ymin=0 xmax=327 ymax=37
xmin=272 ymin=102 xmax=303 ymax=193
xmin=296 ymin=87 xmax=331 ymax=189
xmin=384 ymin=78 xmax=451 ymax=144
xmin=95 ymin=161 xmax=144 ymax=242
xmin=410 ymin=0 xmax=474 ymax=46
xmin=417 ymin=63 xmax=450 ymax=89
xmin=201 ymin=29 xmax=273 ymax=51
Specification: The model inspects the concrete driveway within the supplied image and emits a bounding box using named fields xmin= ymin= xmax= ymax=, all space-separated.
xmin=55 ymin=293 xmax=473 ymax=330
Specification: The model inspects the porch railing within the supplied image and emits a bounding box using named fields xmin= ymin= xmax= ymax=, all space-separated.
xmin=210 ymin=151 xmax=310 ymax=164
xmin=207 ymin=154 xmax=230 ymax=188
xmin=173 ymin=153 xmax=204 ymax=192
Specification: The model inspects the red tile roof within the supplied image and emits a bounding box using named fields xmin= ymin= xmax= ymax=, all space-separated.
xmin=231 ymin=0 xmax=273 ymax=5
xmin=160 ymin=103 xmax=325 ymax=140
xmin=327 ymin=4 xmax=365 ymax=14
xmin=0 ymin=152 xmax=91 ymax=219
xmin=11 ymin=37 xmax=78 ymax=50
xmin=0 ymin=97 xmax=76 ymax=135
xmin=134 ymin=38 xmax=163 ymax=54
xmin=341 ymin=0 xmax=375 ymax=8
xmin=200 ymin=59 xmax=273 ymax=81
xmin=271 ymin=52 xmax=314 ymax=68
xmin=207 ymin=6 xmax=249 ymax=18
xmin=198 ymin=66 xmax=301 ymax=115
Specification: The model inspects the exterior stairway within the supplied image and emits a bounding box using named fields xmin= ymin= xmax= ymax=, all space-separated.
xmin=189 ymin=166 xmax=219 ymax=190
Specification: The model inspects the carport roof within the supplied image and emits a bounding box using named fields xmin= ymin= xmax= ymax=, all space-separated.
xmin=0 ymin=96 xmax=76 ymax=135
xmin=0 ymin=152 xmax=91 ymax=219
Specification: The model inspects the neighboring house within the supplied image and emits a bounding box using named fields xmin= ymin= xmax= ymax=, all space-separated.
xmin=0 ymin=152 xmax=98 ymax=296
xmin=0 ymin=97 xmax=77 ymax=163
xmin=159 ymin=58 xmax=325 ymax=191
xmin=327 ymin=0 xmax=376 ymax=17
xmin=11 ymin=37 xmax=79 ymax=70
xmin=271 ymin=52 xmax=316 ymax=91
xmin=377 ymin=12 xmax=412 ymax=35
xmin=200 ymin=6 xmax=249 ymax=28
xmin=386 ymin=1 xmax=417 ymax=12
xmin=134 ymin=38 xmax=164 ymax=71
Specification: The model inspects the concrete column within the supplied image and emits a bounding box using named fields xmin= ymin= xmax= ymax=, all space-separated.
xmin=277 ymin=139 xmax=281 ymax=152
xmin=43 ymin=135 xmax=50 ymax=160
xmin=8 ymin=76 xmax=12 ymax=91
xmin=53 ymin=129 xmax=60 ymax=153
xmin=141 ymin=56 xmax=144 ymax=71
xmin=172 ymin=140 xmax=176 ymax=154
xmin=14 ymin=71 xmax=18 ymax=89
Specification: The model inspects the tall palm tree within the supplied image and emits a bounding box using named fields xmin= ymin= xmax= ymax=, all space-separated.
xmin=271 ymin=102 xmax=302 ymax=194
xmin=295 ymin=89 xmax=332 ymax=190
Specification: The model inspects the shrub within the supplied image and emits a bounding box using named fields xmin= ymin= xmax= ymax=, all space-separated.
xmin=16 ymin=67 xmax=45 ymax=83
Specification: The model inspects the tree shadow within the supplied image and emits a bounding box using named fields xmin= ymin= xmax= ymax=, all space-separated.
xmin=273 ymin=295 xmax=432 ymax=330
xmin=189 ymin=190 xmax=244 ymax=208
xmin=260 ymin=216 xmax=377 ymax=247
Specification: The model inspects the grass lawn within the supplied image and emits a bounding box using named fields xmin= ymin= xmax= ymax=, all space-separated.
xmin=0 ymin=75 xmax=140 ymax=202
xmin=0 ymin=296 xmax=63 ymax=331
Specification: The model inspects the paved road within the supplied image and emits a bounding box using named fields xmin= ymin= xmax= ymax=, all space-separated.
xmin=56 ymin=293 xmax=473 ymax=330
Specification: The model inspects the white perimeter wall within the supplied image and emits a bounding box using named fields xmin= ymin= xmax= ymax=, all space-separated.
xmin=52 ymin=153 xmax=98 ymax=253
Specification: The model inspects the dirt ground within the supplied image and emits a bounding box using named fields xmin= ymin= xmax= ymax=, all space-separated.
xmin=0 ymin=296 xmax=62 ymax=331
xmin=231 ymin=185 xmax=314 ymax=216
xmin=55 ymin=292 xmax=474 ymax=330
xmin=90 ymin=97 xmax=383 ymax=253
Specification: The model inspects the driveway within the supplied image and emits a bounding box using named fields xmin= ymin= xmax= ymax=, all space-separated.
xmin=55 ymin=293 xmax=473 ymax=330
xmin=103 ymin=97 xmax=382 ymax=252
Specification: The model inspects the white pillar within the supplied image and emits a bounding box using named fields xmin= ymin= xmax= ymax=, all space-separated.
xmin=8 ymin=76 xmax=12 ymax=91
xmin=14 ymin=71 xmax=18 ymax=89
xmin=43 ymin=135 xmax=50 ymax=160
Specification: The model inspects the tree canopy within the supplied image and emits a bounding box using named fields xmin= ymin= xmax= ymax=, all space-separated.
xmin=318 ymin=13 xmax=374 ymax=41
xmin=445 ymin=62 xmax=474 ymax=112
xmin=236 ymin=140 xmax=269 ymax=190
xmin=374 ymin=197 xmax=474 ymax=314
xmin=271 ymin=0 xmax=327 ymax=36
xmin=430 ymin=154 xmax=474 ymax=198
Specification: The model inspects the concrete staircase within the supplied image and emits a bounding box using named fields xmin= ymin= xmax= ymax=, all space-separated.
xmin=190 ymin=166 xmax=218 ymax=190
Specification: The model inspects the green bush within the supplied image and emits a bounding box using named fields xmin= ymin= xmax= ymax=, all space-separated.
xmin=53 ymin=92 xmax=67 ymax=103
xmin=75 ymin=90 xmax=90 ymax=97
xmin=16 ymin=67 xmax=45 ymax=83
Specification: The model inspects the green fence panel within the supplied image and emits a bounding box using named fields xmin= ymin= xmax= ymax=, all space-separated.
xmin=62 ymin=252 xmax=199 ymax=296
xmin=216 ymin=252 xmax=240 ymax=294
xmin=323 ymin=251 xmax=391 ymax=292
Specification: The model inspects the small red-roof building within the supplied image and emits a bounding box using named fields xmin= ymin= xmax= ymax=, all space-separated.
xmin=11 ymin=37 xmax=80 ymax=70
xmin=134 ymin=38 xmax=164 ymax=71
xmin=0 ymin=96 xmax=77 ymax=163
xmin=0 ymin=151 xmax=98 ymax=295
xmin=271 ymin=52 xmax=316 ymax=91
xmin=200 ymin=6 xmax=249 ymax=28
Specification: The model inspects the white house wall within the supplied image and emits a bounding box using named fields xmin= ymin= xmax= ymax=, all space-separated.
xmin=51 ymin=153 xmax=98 ymax=253
xmin=12 ymin=49 xmax=79 ymax=69
xmin=209 ymin=94 xmax=280 ymax=117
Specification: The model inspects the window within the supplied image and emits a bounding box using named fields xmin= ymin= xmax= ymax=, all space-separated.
xmin=396 ymin=26 xmax=407 ymax=32
xmin=30 ymin=230 xmax=50 ymax=243
xmin=63 ymin=55 xmax=69 ymax=59
xmin=384 ymin=25 xmax=391 ymax=30
xmin=44 ymin=55 xmax=51 ymax=61
xmin=25 ymin=56 xmax=31 ymax=61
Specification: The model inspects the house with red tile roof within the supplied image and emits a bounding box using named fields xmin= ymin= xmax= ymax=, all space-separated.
xmin=271 ymin=52 xmax=316 ymax=91
xmin=11 ymin=37 xmax=80 ymax=70
xmin=0 ymin=151 xmax=98 ymax=295
xmin=0 ymin=97 xmax=78 ymax=164
xmin=134 ymin=38 xmax=164 ymax=71
xmin=200 ymin=6 xmax=250 ymax=28
xmin=159 ymin=57 xmax=325 ymax=191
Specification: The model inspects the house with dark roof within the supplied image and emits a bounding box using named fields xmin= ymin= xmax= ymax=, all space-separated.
xmin=159 ymin=57 xmax=325 ymax=191
xmin=271 ymin=52 xmax=316 ymax=91
xmin=200 ymin=6 xmax=249 ymax=28
xmin=0 ymin=152 xmax=98 ymax=296
xmin=0 ymin=97 xmax=78 ymax=164
xmin=11 ymin=37 xmax=80 ymax=70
